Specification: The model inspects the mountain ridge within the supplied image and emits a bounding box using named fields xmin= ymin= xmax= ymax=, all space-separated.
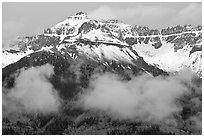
xmin=2 ymin=12 xmax=202 ymax=77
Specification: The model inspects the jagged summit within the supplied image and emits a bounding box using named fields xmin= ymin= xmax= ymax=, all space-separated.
xmin=76 ymin=11 xmax=87 ymax=16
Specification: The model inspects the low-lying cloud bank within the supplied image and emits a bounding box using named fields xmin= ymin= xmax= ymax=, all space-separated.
xmin=79 ymin=69 xmax=201 ymax=123
xmin=3 ymin=64 xmax=61 ymax=115
xmin=2 ymin=62 xmax=201 ymax=131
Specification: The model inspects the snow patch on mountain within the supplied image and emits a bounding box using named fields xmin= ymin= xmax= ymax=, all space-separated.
xmin=134 ymin=41 xmax=201 ymax=75
xmin=180 ymin=51 xmax=202 ymax=76
xmin=2 ymin=49 xmax=34 ymax=68
xmin=76 ymin=44 xmax=138 ymax=64
xmin=2 ymin=46 xmax=55 ymax=68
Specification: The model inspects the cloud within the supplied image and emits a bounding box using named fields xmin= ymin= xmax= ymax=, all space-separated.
xmin=2 ymin=19 xmax=27 ymax=49
xmin=68 ymin=58 xmax=85 ymax=83
xmin=88 ymin=3 xmax=201 ymax=29
xmin=78 ymin=69 xmax=200 ymax=124
xmin=88 ymin=5 xmax=117 ymax=20
xmin=169 ymin=3 xmax=202 ymax=27
xmin=3 ymin=64 xmax=61 ymax=115
xmin=2 ymin=19 xmax=27 ymax=40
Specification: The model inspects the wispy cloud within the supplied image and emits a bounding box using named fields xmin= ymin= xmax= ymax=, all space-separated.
xmin=3 ymin=64 xmax=62 ymax=115
xmin=88 ymin=3 xmax=201 ymax=29
xmin=2 ymin=18 xmax=27 ymax=40
xmin=2 ymin=18 xmax=28 ymax=49
xmin=78 ymin=69 xmax=200 ymax=124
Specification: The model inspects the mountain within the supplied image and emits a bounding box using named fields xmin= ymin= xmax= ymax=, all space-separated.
xmin=2 ymin=12 xmax=202 ymax=78
xmin=2 ymin=12 xmax=202 ymax=135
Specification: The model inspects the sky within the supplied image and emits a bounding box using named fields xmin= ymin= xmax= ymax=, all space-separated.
xmin=2 ymin=2 xmax=202 ymax=42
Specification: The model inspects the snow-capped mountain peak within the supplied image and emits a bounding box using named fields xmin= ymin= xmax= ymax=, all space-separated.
xmin=2 ymin=12 xmax=202 ymax=77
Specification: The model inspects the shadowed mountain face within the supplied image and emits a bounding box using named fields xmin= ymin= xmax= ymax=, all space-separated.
xmin=2 ymin=12 xmax=202 ymax=135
